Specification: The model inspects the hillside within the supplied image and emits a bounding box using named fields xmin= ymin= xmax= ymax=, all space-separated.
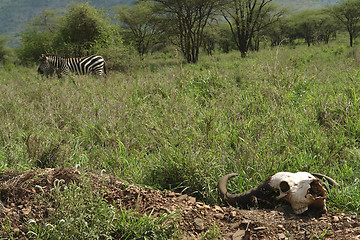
xmin=1 ymin=0 xmax=337 ymax=46
xmin=0 ymin=0 xmax=133 ymax=46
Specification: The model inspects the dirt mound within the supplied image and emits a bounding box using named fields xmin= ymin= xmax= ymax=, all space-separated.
xmin=1 ymin=168 xmax=359 ymax=239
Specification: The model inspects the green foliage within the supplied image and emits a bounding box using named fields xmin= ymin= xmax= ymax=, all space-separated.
xmin=0 ymin=35 xmax=17 ymax=66
xmin=152 ymin=0 xmax=221 ymax=63
xmin=1 ymin=41 xmax=360 ymax=215
xmin=0 ymin=0 xmax=133 ymax=46
xmin=26 ymin=175 xmax=179 ymax=239
xmin=328 ymin=0 xmax=360 ymax=46
xmin=18 ymin=28 xmax=55 ymax=64
xmin=287 ymin=9 xmax=338 ymax=46
xmin=18 ymin=3 xmax=134 ymax=67
xmin=57 ymin=3 xmax=112 ymax=56
xmin=115 ymin=1 xmax=164 ymax=57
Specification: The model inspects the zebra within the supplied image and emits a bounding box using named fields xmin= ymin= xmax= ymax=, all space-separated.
xmin=37 ymin=54 xmax=107 ymax=78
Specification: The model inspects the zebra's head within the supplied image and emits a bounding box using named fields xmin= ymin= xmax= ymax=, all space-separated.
xmin=37 ymin=54 xmax=52 ymax=75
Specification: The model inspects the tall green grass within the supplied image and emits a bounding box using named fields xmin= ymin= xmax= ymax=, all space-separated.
xmin=1 ymin=42 xmax=360 ymax=214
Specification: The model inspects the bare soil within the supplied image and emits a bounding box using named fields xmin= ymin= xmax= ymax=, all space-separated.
xmin=1 ymin=167 xmax=359 ymax=239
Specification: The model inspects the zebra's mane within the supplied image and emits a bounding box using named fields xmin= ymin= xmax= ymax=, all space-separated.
xmin=45 ymin=55 xmax=83 ymax=60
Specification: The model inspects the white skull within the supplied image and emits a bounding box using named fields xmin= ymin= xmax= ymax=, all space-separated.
xmin=269 ymin=172 xmax=327 ymax=214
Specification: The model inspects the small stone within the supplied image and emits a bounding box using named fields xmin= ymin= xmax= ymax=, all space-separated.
xmin=188 ymin=196 xmax=196 ymax=204
xmin=13 ymin=228 xmax=20 ymax=235
xmin=214 ymin=205 xmax=223 ymax=212
xmin=232 ymin=229 xmax=246 ymax=240
xmin=222 ymin=232 xmax=233 ymax=239
xmin=344 ymin=222 xmax=352 ymax=228
xmin=332 ymin=216 xmax=340 ymax=222
xmin=254 ymin=226 xmax=266 ymax=231
xmin=230 ymin=211 xmax=237 ymax=217
xmin=194 ymin=218 xmax=204 ymax=231
xmin=196 ymin=204 xmax=204 ymax=209
xmin=10 ymin=203 xmax=15 ymax=208
xmin=3 ymin=208 xmax=10 ymax=213
xmin=177 ymin=194 xmax=188 ymax=201
xmin=214 ymin=213 xmax=224 ymax=219
xmin=22 ymin=207 xmax=31 ymax=215
xmin=167 ymin=192 xmax=175 ymax=197
xmin=278 ymin=233 xmax=286 ymax=240
xmin=277 ymin=224 xmax=285 ymax=231
xmin=203 ymin=204 xmax=210 ymax=209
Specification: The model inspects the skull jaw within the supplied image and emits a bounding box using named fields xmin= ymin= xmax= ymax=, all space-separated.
xmin=292 ymin=205 xmax=309 ymax=214
xmin=291 ymin=197 xmax=327 ymax=215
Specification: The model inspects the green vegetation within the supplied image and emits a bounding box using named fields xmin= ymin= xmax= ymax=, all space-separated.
xmin=1 ymin=41 xmax=360 ymax=211
xmin=1 ymin=0 xmax=360 ymax=238
xmin=24 ymin=176 xmax=180 ymax=239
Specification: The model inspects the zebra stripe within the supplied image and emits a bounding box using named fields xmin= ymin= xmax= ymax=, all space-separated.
xmin=38 ymin=54 xmax=107 ymax=77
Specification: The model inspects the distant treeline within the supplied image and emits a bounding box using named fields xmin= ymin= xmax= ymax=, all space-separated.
xmin=1 ymin=0 xmax=360 ymax=67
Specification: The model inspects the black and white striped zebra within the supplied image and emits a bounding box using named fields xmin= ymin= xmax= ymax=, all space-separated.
xmin=38 ymin=54 xmax=107 ymax=77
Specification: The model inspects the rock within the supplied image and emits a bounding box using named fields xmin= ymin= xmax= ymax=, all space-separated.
xmin=177 ymin=194 xmax=188 ymax=202
xmin=332 ymin=216 xmax=340 ymax=222
xmin=13 ymin=228 xmax=20 ymax=236
xmin=22 ymin=207 xmax=31 ymax=215
xmin=203 ymin=204 xmax=210 ymax=209
xmin=278 ymin=233 xmax=287 ymax=239
xmin=188 ymin=196 xmax=196 ymax=204
xmin=194 ymin=218 xmax=204 ymax=231
xmin=167 ymin=192 xmax=175 ymax=197
xmin=232 ymin=229 xmax=246 ymax=240
xmin=230 ymin=211 xmax=237 ymax=217
xmin=214 ymin=213 xmax=224 ymax=219
xmin=214 ymin=205 xmax=223 ymax=212
xmin=277 ymin=224 xmax=286 ymax=231
xmin=222 ymin=232 xmax=233 ymax=239
xmin=254 ymin=226 xmax=267 ymax=231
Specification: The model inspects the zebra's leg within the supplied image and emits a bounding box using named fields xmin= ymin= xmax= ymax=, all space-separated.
xmin=62 ymin=68 xmax=77 ymax=85
xmin=94 ymin=68 xmax=105 ymax=78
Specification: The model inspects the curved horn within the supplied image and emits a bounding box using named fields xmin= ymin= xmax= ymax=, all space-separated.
xmin=218 ymin=173 xmax=240 ymax=206
xmin=311 ymin=173 xmax=339 ymax=189
xmin=218 ymin=173 xmax=276 ymax=208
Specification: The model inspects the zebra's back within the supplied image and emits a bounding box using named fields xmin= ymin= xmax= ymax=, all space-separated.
xmin=67 ymin=55 xmax=106 ymax=76
xmin=38 ymin=54 xmax=106 ymax=77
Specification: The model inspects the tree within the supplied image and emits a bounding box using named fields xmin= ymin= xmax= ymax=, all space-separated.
xmin=58 ymin=3 xmax=113 ymax=56
xmin=252 ymin=3 xmax=284 ymax=51
xmin=115 ymin=2 xmax=164 ymax=58
xmin=221 ymin=0 xmax=279 ymax=57
xmin=30 ymin=9 xmax=61 ymax=33
xmin=0 ymin=35 xmax=16 ymax=66
xmin=290 ymin=10 xmax=319 ymax=47
xmin=316 ymin=10 xmax=338 ymax=44
xmin=151 ymin=0 xmax=221 ymax=63
xmin=328 ymin=0 xmax=360 ymax=47
xmin=18 ymin=10 xmax=59 ymax=63
xmin=289 ymin=10 xmax=338 ymax=47
xmin=18 ymin=3 xmax=116 ymax=63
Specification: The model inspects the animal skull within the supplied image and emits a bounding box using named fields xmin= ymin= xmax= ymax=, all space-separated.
xmin=269 ymin=172 xmax=327 ymax=214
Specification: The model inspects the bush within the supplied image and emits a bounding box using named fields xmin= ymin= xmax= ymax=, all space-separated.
xmin=0 ymin=35 xmax=17 ymax=66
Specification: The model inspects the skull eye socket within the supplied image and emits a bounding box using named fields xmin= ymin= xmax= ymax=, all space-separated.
xmin=280 ymin=181 xmax=290 ymax=192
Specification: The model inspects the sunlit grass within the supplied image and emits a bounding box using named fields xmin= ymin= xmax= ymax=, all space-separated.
xmin=1 ymin=42 xmax=360 ymax=215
